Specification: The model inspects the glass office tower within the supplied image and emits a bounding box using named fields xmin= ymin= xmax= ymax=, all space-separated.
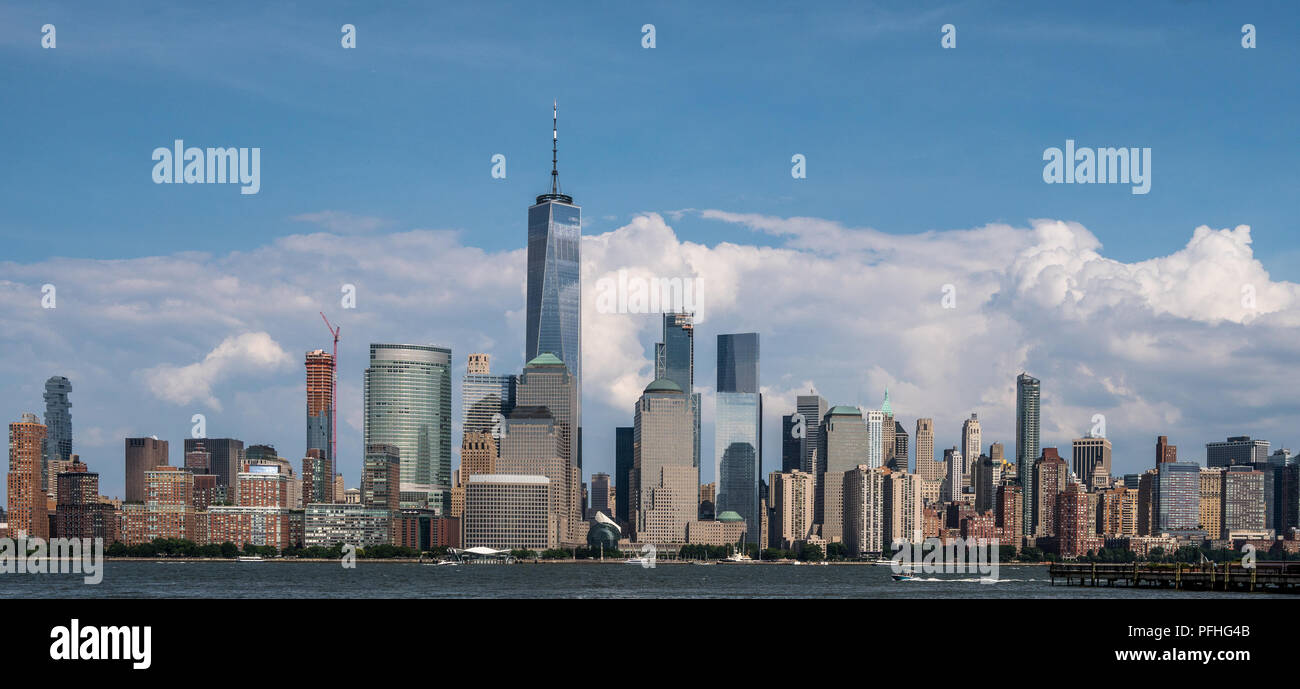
xmin=658 ymin=313 xmax=699 ymax=469
xmin=715 ymin=333 xmax=761 ymax=543
xmin=527 ymin=103 xmax=582 ymax=470
xmin=364 ymin=344 xmax=452 ymax=498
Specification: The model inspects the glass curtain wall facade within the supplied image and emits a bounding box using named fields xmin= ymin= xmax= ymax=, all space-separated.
xmin=364 ymin=344 xmax=452 ymax=496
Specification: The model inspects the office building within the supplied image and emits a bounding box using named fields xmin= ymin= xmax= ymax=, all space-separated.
xmin=865 ymin=410 xmax=885 ymax=470
xmin=589 ymin=472 xmax=611 ymax=519
xmin=1072 ymin=435 xmax=1113 ymax=488
xmin=364 ymin=343 xmax=452 ymax=503
xmin=843 ymin=465 xmax=886 ymax=556
xmin=891 ymin=421 xmax=909 ymax=474
xmin=498 ymin=405 xmax=580 ymax=544
xmin=464 ymin=474 xmax=552 ymax=551
xmin=125 ymin=436 xmax=169 ymax=504
xmin=1156 ymin=435 xmax=1177 ymax=466
xmin=961 ymin=414 xmax=981 ymax=488
xmin=1206 ymin=436 xmax=1270 ymax=468
xmin=632 ymin=379 xmax=697 ymax=545
xmin=915 ymin=418 xmax=940 ymax=482
xmin=1221 ymin=467 xmax=1266 ymax=539
xmin=818 ymin=405 xmax=868 ymax=541
xmin=461 ymin=353 xmax=517 ymax=436
xmin=183 ymin=438 xmax=243 ymax=500
xmin=768 ymin=470 xmax=815 ymax=548
xmin=303 ymin=503 xmax=392 ymax=549
xmin=796 ymin=394 xmax=828 ymax=475
xmin=1155 ymin=461 xmax=1203 ymax=534
xmin=362 ymin=444 xmax=402 ymax=511
xmin=615 ymin=427 xmax=633 ymax=528
xmin=1199 ymin=468 xmax=1223 ymax=538
xmin=302 ymin=448 xmax=334 ymax=506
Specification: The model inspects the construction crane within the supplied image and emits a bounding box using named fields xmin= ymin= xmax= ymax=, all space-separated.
xmin=320 ymin=312 xmax=340 ymax=463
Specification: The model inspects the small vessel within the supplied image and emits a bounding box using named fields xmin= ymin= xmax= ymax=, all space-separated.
xmin=873 ymin=558 xmax=895 ymax=566
xmin=237 ymin=555 xmax=264 ymax=562
xmin=724 ymin=551 xmax=752 ymax=563
xmin=891 ymin=573 xmax=918 ymax=582
xmin=693 ymin=560 xmax=716 ymax=566
xmin=625 ymin=556 xmax=651 ymax=566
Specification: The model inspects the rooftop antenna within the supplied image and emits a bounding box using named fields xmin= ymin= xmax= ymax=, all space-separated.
xmin=551 ymin=99 xmax=559 ymax=195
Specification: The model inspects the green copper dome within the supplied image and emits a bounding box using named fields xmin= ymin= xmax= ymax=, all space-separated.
xmin=643 ymin=378 xmax=683 ymax=394
xmin=881 ymin=387 xmax=893 ymax=416
xmin=717 ymin=510 xmax=744 ymax=523
xmin=526 ymin=352 xmax=565 ymax=367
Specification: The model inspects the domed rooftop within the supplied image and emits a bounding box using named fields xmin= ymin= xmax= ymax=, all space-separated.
xmin=643 ymin=378 xmax=683 ymax=394
xmin=717 ymin=510 xmax=744 ymax=523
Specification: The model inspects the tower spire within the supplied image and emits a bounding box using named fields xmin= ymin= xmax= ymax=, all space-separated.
xmin=551 ymin=99 xmax=559 ymax=195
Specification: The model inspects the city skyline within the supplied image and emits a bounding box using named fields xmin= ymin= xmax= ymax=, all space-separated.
xmin=3 ymin=5 xmax=1300 ymax=505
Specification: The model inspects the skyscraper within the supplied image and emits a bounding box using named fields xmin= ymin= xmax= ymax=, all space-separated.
xmin=514 ymin=353 xmax=580 ymax=541
xmin=1156 ymin=461 xmax=1203 ymax=535
xmin=632 ymin=379 xmax=697 ymax=544
xmin=615 ymin=426 xmax=633 ymax=528
xmin=526 ymin=102 xmax=582 ymax=472
xmin=915 ymin=418 xmax=940 ymax=482
xmin=1016 ymin=373 xmax=1041 ymax=536
xmin=498 ymin=405 xmax=580 ymax=544
xmin=461 ymin=353 xmax=517 ymax=436
xmin=891 ymin=421 xmax=910 ymax=473
xmin=658 ymin=312 xmax=699 ymax=470
xmin=716 ymin=332 xmax=759 ymax=394
xmin=1206 ymin=436 xmax=1270 ymax=468
xmin=42 ymin=376 xmax=72 ymax=490
xmin=781 ymin=414 xmax=801 ymax=473
xmin=961 ymin=413 xmax=981 ymax=488
xmin=8 ymin=413 xmax=47 ymax=538
xmin=362 ymin=444 xmax=402 ymax=512
xmin=715 ymin=333 xmax=761 ymax=544
xmin=1156 ymin=435 xmax=1177 ymax=466
xmin=125 ymin=436 xmax=169 ymax=504
xmin=864 ymin=410 xmax=885 ymax=469
xmin=818 ymin=405 xmax=868 ymax=541
xmin=305 ymin=350 xmax=335 ymax=465
xmin=1072 ymin=435 xmax=1113 ymax=488
xmin=183 ymin=437 xmax=243 ymax=500
xmin=589 ymin=472 xmax=611 ymax=519
xmin=364 ymin=344 xmax=452 ymax=505
xmin=796 ymin=394 xmax=828 ymax=476
xmin=1033 ymin=448 xmax=1067 ymax=538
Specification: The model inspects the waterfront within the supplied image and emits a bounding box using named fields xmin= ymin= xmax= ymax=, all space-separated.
xmin=2 ymin=561 xmax=1291 ymax=598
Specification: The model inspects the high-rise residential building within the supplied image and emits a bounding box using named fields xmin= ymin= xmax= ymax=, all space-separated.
xmin=55 ymin=458 xmax=115 ymax=543
xmin=915 ymin=418 xmax=940 ymax=482
xmin=781 ymin=414 xmax=802 ymax=473
xmin=890 ymin=421 xmax=909 ymax=473
xmin=464 ymin=474 xmax=553 ymax=551
xmin=715 ymin=333 xmax=761 ymax=544
xmin=864 ymin=410 xmax=885 ymax=470
xmin=1156 ymin=435 xmax=1177 ymax=466
xmin=1155 ymin=461 xmax=1202 ymax=535
xmin=305 ymin=349 xmax=335 ymax=465
xmin=334 ymin=474 xmax=345 ymax=502
xmin=1206 ymin=436 xmax=1270 ymax=468
xmin=461 ymin=353 xmax=517 ymax=437
xmin=589 ymin=472 xmax=611 ymax=519
xmin=1016 ymin=373 xmax=1041 ymax=536
xmin=632 ymin=379 xmax=697 ymax=544
xmin=526 ymin=104 xmax=582 ymax=475
xmin=768 ymin=470 xmax=815 ymax=548
xmin=818 ymin=405 xmax=868 ymax=542
xmin=995 ymin=484 xmax=1023 ymax=540
xmin=361 ymin=443 xmax=402 ymax=512
xmin=1098 ymin=485 xmax=1138 ymax=536
xmin=41 ymin=376 xmax=72 ymax=491
xmin=1033 ymin=448 xmax=1067 ymax=538
xmin=1072 ymin=435 xmax=1113 ymax=488
xmin=364 ymin=343 xmax=452 ymax=505
xmin=843 ymin=465 xmax=886 ymax=556
xmin=973 ymin=454 xmax=1002 ymax=514
xmin=302 ymin=448 xmax=334 ymax=506
xmin=125 ymin=437 xmax=169 ymax=504
xmin=961 ymin=414 xmax=981 ymax=488
xmin=8 ymin=413 xmax=48 ymax=538
xmin=182 ymin=438 xmax=243 ymax=500
xmin=1136 ymin=470 xmax=1156 ymax=535
xmin=615 ymin=427 xmax=633 ymax=528
xmin=498 ymin=406 xmax=580 ymax=544
xmin=1220 ymin=467 xmax=1266 ymax=538
xmin=943 ymin=447 xmax=965 ymax=503
xmin=1199 ymin=468 xmax=1223 ymax=538
xmin=1055 ymin=483 xmax=1094 ymax=559
xmin=883 ymin=469 xmax=924 ymax=545
xmin=880 ymin=389 xmax=896 ymax=469
xmin=121 ymin=466 xmax=199 ymax=545
xmin=796 ymin=394 xmax=828 ymax=476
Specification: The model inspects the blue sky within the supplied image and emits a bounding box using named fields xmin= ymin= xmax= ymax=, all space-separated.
xmin=2 ymin=1 xmax=1299 ymax=498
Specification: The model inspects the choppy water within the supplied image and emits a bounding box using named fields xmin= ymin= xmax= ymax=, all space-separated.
xmin=3 ymin=561 xmax=1291 ymax=598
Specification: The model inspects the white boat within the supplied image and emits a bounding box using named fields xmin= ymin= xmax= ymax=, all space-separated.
xmin=625 ymin=557 xmax=651 ymax=566
xmin=724 ymin=551 xmax=752 ymax=562
xmin=236 ymin=555 xmax=264 ymax=562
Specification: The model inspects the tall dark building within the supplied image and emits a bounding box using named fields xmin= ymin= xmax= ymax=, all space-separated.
xmin=715 ymin=333 xmax=761 ymax=542
xmin=891 ymin=421 xmax=910 ymax=473
xmin=125 ymin=437 xmax=169 ymax=503
xmin=183 ymin=437 xmax=243 ymax=498
xmin=716 ymin=332 xmax=759 ymax=394
xmin=615 ymin=427 xmax=634 ymax=528
xmin=1155 ymin=435 xmax=1177 ymax=466
xmin=42 ymin=376 xmax=72 ymax=489
xmin=526 ymin=102 xmax=582 ymax=471
xmin=781 ymin=414 xmax=801 ymax=472
xmin=1016 ymin=373 xmax=1041 ymax=536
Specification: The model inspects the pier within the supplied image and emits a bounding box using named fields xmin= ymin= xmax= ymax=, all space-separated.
xmin=1049 ymin=561 xmax=1300 ymax=593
